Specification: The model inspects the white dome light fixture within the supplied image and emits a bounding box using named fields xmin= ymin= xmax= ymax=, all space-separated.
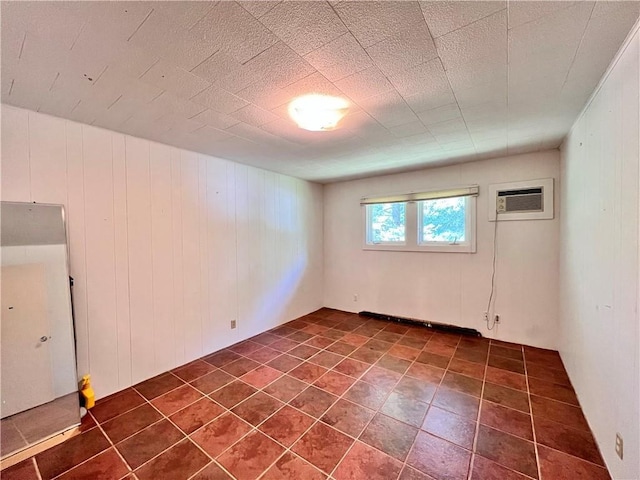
xmin=289 ymin=94 xmax=349 ymax=132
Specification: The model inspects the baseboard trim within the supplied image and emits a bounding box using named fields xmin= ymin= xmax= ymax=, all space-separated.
xmin=359 ymin=311 xmax=482 ymax=337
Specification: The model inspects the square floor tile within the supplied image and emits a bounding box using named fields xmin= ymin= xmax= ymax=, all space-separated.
xmin=393 ymin=376 xmax=437 ymax=403
xmin=190 ymin=462 xmax=234 ymax=480
xmin=537 ymin=446 xmax=610 ymax=480
xmin=36 ymin=428 xmax=110 ymax=480
xmin=387 ymin=344 xmax=421 ymax=361
xmin=190 ymin=369 xmax=234 ymax=394
xmin=56 ymin=448 xmax=128 ymax=480
xmin=534 ymin=416 xmax=604 ymax=465
xmin=407 ymin=431 xmax=471 ymax=480
xmin=376 ymin=354 xmax=412 ymax=374
xmin=151 ymin=384 xmax=203 ymax=416
xmin=263 ymin=375 xmax=308 ymax=402
xmin=240 ymin=365 xmax=283 ymax=389
xmin=210 ymin=381 xmax=257 ymax=409
xmin=172 ymin=360 xmax=216 ymax=382
xmin=134 ymin=373 xmax=185 ymax=400
xmin=381 ymin=391 xmax=429 ymax=428
xmin=321 ymin=399 xmax=375 ymax=437
xmin=91 ymin=389 xmax=146 ymax=423
xmin=482 ymin=383 xmax=530 ymax=413
xmin=259 ymin=406 xmax=315 ymax=447
xmin=333 ymin=358 xmax=369 ymax=377
xmin=116 ymin=420 xmax=184 ymax=470
xmin=261 ymin=452 xmax=326 ymax=480
xmin=217 ymin=431 xmax=285 ymax=480
xmin=232 ymin=392 xmax=283 ymax=426
xmin=530 ymin=395 xmax=589 ymax=431
xmin=203 ymin=350 xmax=242 ymax=368
xmin=244 ymin=347 xmax=282 ymax=364
xmin=360 ymin=413 xmax=418 ymax=461
xmin=191 ymin=413 xmax=252 ymax=458
xmin=289 ymin=344 xmax=321 ymax=360
xmin=267 ymin=354 xmax=304 ymax=373
xmin=292 ymin=422 xmax=354 ymax=475
xmin=484 ymin=367 xmax=527 ymax=391
xmin=432 ymin=388 xmax=480 ymax=419
xmin=421 ymin=406 xmax=476 ymax=449
xmin=169 ymin=398 xmax=225 ymax=434
xmin=135 ymin=439 xmax=210 ymax=480
xmin=441 ymin=371 xmax=483 ymax=397
xmin=334 ymin=441 xmax=402 ymax=480
xmin=475 ymin=425 xmax=538 ymax=478
xmin=290 ymin=386 xmax=338 ymax=418
xmin=480 ymin=401 xmax=533 ymax=441
xmin=471 ymin=455 xmax=532 ymax=479
xmin=308 ymin=351 xmax=343 ymax=369
xmin=527 ymin=377 xmax=579 ymax=405
xmin=289 ymin=362 xmax=328 ymax=383
xmin=343 ymin=381 xmax=387 ymax=410
xmin=361 ymin=366 xmax=402 ymax=394
xmin=221 ymin=358 xmax=261 ymax=377
xmin=102 ymin=404 xmax=163 ymax=444
xmin=406 ymin=363 xmax=445 ymax=384
xmin=313 ymin=370 xmax=355 ymax=396
xmin=2 ymin=459 xmax=40 ymax=480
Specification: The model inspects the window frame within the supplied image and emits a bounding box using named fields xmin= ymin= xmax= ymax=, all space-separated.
xmin=362 ymin=190 xmax=477 ymax=253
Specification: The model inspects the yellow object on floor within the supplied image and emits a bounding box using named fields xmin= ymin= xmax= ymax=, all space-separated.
xmin=80 ymin=375 xmax=95 ymax=410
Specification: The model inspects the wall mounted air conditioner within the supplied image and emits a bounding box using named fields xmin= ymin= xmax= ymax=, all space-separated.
xmin=488 ymin=178 xmax=554 ymax=221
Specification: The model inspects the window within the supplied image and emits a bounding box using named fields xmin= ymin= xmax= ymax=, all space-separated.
xmin=362 ymin=187 xmax=477 ymax=253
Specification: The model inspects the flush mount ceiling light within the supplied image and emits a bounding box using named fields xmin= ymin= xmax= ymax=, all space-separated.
xmin=289 ymin=94 xmax=350 ymax=132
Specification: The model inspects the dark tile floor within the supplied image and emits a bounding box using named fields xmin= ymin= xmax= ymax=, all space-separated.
xmin=1 ymin=309 xmax=610 ymax=480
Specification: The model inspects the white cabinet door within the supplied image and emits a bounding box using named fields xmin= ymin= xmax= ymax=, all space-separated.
xmin=1 ymin=264 xmax=55 ymax=418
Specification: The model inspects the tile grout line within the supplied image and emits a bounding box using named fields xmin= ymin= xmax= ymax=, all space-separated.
xmin=466 ymin=338 xmax=491 ymax=480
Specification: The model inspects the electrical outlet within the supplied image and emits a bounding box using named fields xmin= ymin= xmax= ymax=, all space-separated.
xmin=483 ymin=312 xmax=489 ymax=322
xmin=494 ymin=314 xmax=500 ymax=324
xmin=615 ymin=433 xmax=623 ymax=460
xmin=353 ymin=294 xmax=358 ymax=302
xmin=230 ymin=320 xmax=237 ymax=329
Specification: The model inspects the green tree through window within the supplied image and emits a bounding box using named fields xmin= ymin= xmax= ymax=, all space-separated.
xmin=421 ymin=197 xmax=466 ymax=243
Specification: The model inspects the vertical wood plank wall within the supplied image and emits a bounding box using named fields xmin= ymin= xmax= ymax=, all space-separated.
xmin=0 ymin=105 xmax=324 ymax=399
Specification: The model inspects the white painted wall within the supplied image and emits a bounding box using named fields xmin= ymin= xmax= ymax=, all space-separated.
xmin=0 ymin=105 xmax=323 ymax=399
xmin=560 ymin=24 xmax=639 ymax=480
xmin=323 ymin=151 xmax=560 ymax=349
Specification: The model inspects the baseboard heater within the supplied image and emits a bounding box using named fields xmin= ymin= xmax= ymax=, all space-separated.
xmin=359 ymin=311 xmax=482 ymax=337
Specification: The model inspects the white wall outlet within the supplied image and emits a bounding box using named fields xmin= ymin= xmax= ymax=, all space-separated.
xmin=615 ymin=433 xmax=623 ymax=460
xmin=494 ymin=314 xmax=500 ymax=324
xmin=483 ymin=312 xmax=489 ymax=322
xmin=230 ymin=319 xmax=237 ymax=329
xmin=353 ymin=294 xmax=358 ymax=302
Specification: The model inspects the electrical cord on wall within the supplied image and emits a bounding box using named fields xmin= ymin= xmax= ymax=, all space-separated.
xmin=485 ymin=212 xmax=499 ymax=330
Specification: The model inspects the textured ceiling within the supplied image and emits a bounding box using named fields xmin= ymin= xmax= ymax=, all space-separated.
xmin=2 ymin=1 xmax=638 ymax=183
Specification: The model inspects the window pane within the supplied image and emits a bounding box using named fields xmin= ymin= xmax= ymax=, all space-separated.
xmin=368 ymin=203 xmax=406 ymax=243
xmin=421 ymin=197 xmax=466 ymax=243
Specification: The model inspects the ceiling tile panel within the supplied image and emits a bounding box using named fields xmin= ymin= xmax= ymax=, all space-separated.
xmin=140 ymin=60 xmax=211 ymax=99
xmin=334 ymin=66 xmax=394 ymax=102
xmin=1 ymin=0 xmax=637 ymax=182
xmin=420 ymin=1 xmax=506 ymax=38
xmin=191 ymin=108 xmax=241 ymax=130
xmin=304 ymin=33 xmax=372 ymax=82
xmin=507 ymin=1 xmax=578 ymax=30
xmin=231 ymin=104 xmax=281 ymax=127
xmin=334 ymin=1 xmax=425 ymax=47
xmin=417 ymin=103 xmax=462 ymax=126
xmin=127 ymin=9 xmax=219 ymax=71
xmin=389 ymin=58 xmax=450 ymax=99
xmin=190 ymin=2 xmax=279 ymax=64
xmin=258 ymin=1 xmax=348 ymax=56
xmin=238 ymin=1 xmax=281 ymax=19
xmin=366 ymin=22 xmax=438 ymax=77
xmin=435 ymin=9 xmax=507 ymax=71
